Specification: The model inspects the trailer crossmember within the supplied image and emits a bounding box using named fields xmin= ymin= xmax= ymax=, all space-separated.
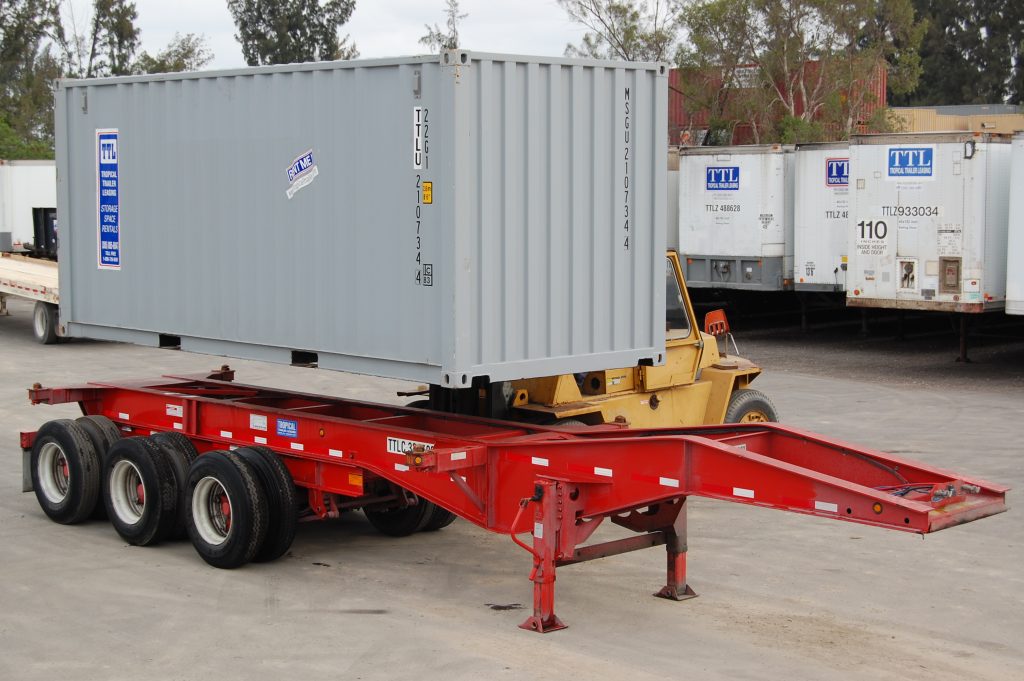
xmin=24 ymin=368 xmax=1008 ymax=632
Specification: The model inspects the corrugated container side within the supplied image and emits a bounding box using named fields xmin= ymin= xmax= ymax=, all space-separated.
xmin=847 ymin=132 xmax=1010 ymax=312
xmin=56 ymin=53 xmax=666 ymax=386
xmin=1008 ymin=133 xmax=1024 ymax=315
xmin=677 ymin=145 xmax=793 ymax=290
xmin=0 ymin=161 xmax=56 ymax=250
xmin=794 ymin=143 xmax=850 ymax=291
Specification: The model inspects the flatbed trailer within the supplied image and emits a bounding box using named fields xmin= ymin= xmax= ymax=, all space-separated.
xmin=21 ymin=368 xmax=1008 ymax=632
xmin=0 ymin=253 xmax=59 ymax=343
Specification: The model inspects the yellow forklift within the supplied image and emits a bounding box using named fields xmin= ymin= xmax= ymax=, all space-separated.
xmin=413 ymin=251 xmax=776 ymax=427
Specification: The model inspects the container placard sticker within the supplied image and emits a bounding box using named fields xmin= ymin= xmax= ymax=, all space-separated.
xmin=887 ymin=146 xmax=935 ymax=180
xmin=276 ymin=418 xmax=298 ymax=438
xmin=855 ymin=216 xmax=891 ymax=257
xmin=285 ymin=149 xmax=318 ymax=199
xmin=825 ymin=158 xmax=849 ymax=187
xmin=705 ymin=166 xmax=740 ymax=191
xmin=96 ymin=129 xmax=121 ymax=269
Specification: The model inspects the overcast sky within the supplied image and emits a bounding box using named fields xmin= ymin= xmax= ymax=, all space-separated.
xmin=122 ymin=0 xmax=589 ymax=70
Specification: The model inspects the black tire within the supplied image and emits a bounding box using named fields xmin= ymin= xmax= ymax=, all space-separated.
xmin=150 ymin=432 xmax=199 ymax=463
xmin=103 ymin=437 xmax=179 ymax=546
xmin=234 ymin=446 xmax=298 ymax=562
xmin=149 ymin=433 xmax=199 ymax=539
xmin=364 ymin=496 xmax=434 ymax=537
xmin=422 ymin=504 xmax=458 ymax=532
xmin=406 ymin=399 xmax=430 ymax=409
xmin=553 ymin=418 xmax=589 ymax=428
xmin=724 ymin=388 xmax=779 ymax=423
xmin=33 ymin=301 xmax=59 ymax=344
xmin=75 ymin=415 xmax=122 ymax=520
xmin=185 ymin=451 xmax=269 ymax=569
xmin=30 ymin=419 xmax=101 ymax=524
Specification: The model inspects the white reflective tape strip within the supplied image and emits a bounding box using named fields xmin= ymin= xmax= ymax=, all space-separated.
xmin=172 ymin=422 xmax=183 ymax=430
xmin=290 ymin=442 xmax=304 ymax=451
xmin=531 ymin=457 xmax=549 ymax=467
xmin=254 ymin=436 xmax=267 ymax=444
xmin=594 ymin=466 xmax=613 ymax=478
xmin=533 ymin=522 xmax=543 ymax=539
xmin=228 ymin=446 xmax=238 ymax=451
xmin=733 ymin=487 xmax=755 ymax=499
xmin=118 ymin=412 xmax=130 ymax=420
xmin=329 ymin=449 xmax=344 ymax=458
xmin=395 ymin=463 xmax=409 ymax=472
xmin=659 ymin=477 xmax=680 ymax=488
xmin=815 ymin=501 xmax=839 ymax=513
xmin=220 ymin=430 xmax=233 ymax=439
xmin=450 ymin=452 xmax=467 ymax=461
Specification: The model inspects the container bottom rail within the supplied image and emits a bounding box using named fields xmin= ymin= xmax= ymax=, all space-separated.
xmin=20 ymin=367 xmax=1009 ymax=632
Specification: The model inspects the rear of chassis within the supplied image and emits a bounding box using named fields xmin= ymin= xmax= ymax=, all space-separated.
xmin=20 ymin=368 xmax=1008 ymax=633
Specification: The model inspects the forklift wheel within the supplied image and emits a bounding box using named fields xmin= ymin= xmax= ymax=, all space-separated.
xmin=725 ymin=389 xmax=779 ymax=423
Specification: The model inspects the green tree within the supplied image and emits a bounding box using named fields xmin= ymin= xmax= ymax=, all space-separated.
xmin=895 ymin=0 xmax=1023 ymax=105
xmin=227 ymin=0 xmax=359 ymax=66
xmin=133 ymin=33 xmax=214 ymax=74
xmin=675 ymin=0 xmax=924 ymax=142
xmin=56 ymin=0 xmax=140 ymax=78
xmin=559 ymin=0 xmax=681 ymax=62
xmin=0 ymin=0 xmax=61 ymax=156
xmin=420 ymin=0 xmax=467 ymax=53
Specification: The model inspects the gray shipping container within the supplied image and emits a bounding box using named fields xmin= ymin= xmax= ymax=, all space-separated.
xmin=56 ymin=52 xmax=668 ymax=388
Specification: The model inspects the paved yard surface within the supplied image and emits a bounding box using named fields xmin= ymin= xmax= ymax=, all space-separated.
xmin=1 ymin=297 xmax=1020 ymax=680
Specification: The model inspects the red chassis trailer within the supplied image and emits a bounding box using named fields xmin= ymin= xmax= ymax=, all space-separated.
xmin=21 ymin=368 xmax=1008 ymax=633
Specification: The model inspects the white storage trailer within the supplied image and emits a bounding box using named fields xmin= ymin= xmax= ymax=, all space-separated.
xmin=846 ymin=132 xmax=1011 ymax=313
xmin=677 ymin=144 xmax=794 ymax=291
xmin=1007 ymin=132 xmax=1024 ymax=315
xmin=56 ymin=52 xmax=668 ymax=388
xmin=793 ymin=143 xmax=850 ymax=292
xmin=0 ymin=160 xmax=56 ymax=253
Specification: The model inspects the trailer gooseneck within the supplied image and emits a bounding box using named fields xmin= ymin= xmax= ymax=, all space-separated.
xmin=21 ymin=367 xmax=1008 ymax=633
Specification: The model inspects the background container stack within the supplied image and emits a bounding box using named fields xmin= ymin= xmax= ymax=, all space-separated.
xmin=846 ymin=132 xmax=1011 ymax=313
xmin=677 ymin=144 xmax=794 ymax=291
xmin=0 ymin=160 xmax=56 ymax=253
xmin=793 ymin=142 xmax=850 ymax=292
xmin=1007 ymin=132 xmax=1024 ymax=316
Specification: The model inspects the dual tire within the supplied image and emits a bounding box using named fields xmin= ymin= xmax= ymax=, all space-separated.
xmin=364 ymin=496 xmax=457 ymax=536
xmin=186 ymin=447 xmax=297 ymax=568
xmin=30 ymin=420 xmax=298 ymax=568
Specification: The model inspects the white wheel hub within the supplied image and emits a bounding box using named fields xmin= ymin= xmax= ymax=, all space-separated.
xmin=192 ymin=476 xmax=232 ymax=546
xmin=33 ymin=305 xmax=47 ymax=338
xmin=37 ymin=441 xmax=70 ymax=504
xmin=109 ymin=459 xmax=146 ymax=525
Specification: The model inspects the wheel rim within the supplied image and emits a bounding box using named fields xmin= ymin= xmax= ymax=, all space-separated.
xmin=37 ymin=441 xmax=70 ymax=504
xmin=33 ymin=305 xmax=47 ymax=338
xmin=109 ymin=459 xmax=146 ymax=524
xmin=739 ymin=410 xmax=770 ymax=423
xmin=192 ymin=476 xmax=232 ymax=546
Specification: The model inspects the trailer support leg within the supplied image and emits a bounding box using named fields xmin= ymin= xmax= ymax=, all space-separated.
xmin=956 ymin=313 xmax=972 ymax=363
xmin=655 ymin=497 xmax=697 ymax=601
xmin=520 ymin=480 xmax=567 ymax=633
xmin=0 ymin=294 xmax=7 ymax=316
